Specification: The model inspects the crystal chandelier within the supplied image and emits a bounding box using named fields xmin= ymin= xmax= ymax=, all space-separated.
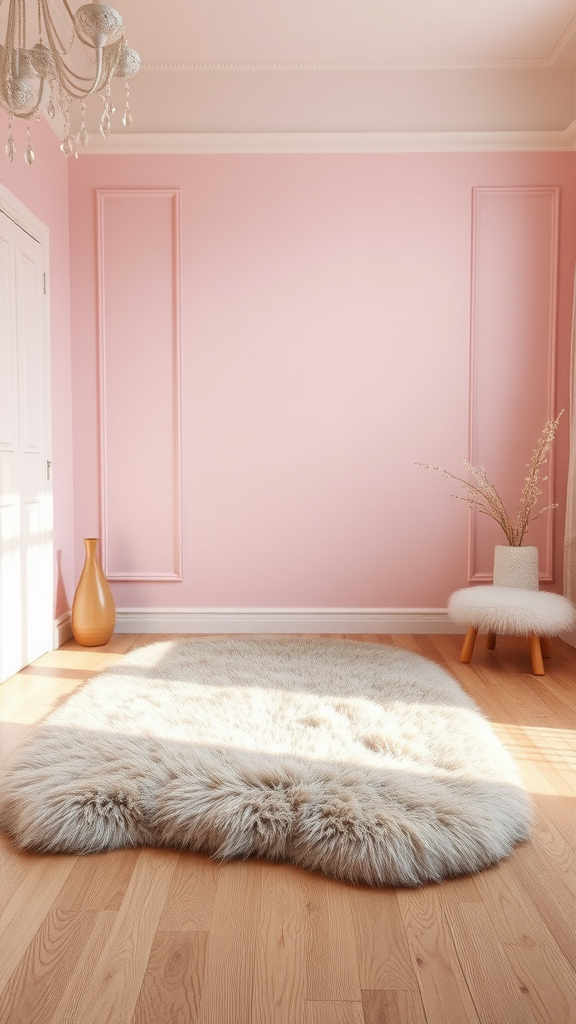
xmin=0 ymin=0 xmax=140 ymax=164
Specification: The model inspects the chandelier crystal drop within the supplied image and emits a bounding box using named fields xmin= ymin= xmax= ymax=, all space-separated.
xmin=0 ymin=0 xmax=140 ymax=164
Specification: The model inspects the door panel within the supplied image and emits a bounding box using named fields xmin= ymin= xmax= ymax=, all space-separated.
xmin=0 ymin=207 xmax=51 ymax=682
xmin=23 ymin=498 xmax=48 ymax=664
xmin=0 ymin=503 xmax=21 ymax=680
xmin=18 ymin=244 xmax=43 ymax=453
xmin=0 ymin=232 xmax=16 ymax=451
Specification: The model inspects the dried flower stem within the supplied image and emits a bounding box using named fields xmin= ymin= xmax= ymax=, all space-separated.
xmin=416 ymin=411 xmax=563 ymax=546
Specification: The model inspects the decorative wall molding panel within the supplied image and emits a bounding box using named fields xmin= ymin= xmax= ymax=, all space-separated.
xmin=83 ymin=122 xmax=576 ymax=156
xmin=98 ymin=189 xmax=182 ymax=580
xmin=468 ymin=186 xmax=559 ymax=582
xmin=114 ymin=607 xmax=462 ymax=634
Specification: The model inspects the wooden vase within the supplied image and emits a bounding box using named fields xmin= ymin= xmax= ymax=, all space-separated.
xmin=72 ymin=538 xmax=116 ymax=646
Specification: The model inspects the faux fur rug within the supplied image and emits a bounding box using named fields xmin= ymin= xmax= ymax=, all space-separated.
xmin=0 ymin=637 xmax=532 ymax=886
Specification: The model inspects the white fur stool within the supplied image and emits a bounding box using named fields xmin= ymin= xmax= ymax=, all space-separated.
xmin=448 ymin=586 xmax=576 ymax=675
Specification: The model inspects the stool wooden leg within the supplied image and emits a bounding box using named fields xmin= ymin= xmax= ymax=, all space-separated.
xmin=486 ymin=633 xmax=496 ymax=650
xmin=461 ymin=627 xmax=478 ymax=664
xmin=529 ymin=635 xmax=545 ymax=676
xmin=540 ymin=635 xmax=552 ymax=659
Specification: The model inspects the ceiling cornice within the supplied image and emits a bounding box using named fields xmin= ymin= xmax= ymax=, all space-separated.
xmin=81 ymin=121 xmax=576 ymax=156
xmin=141 ymin=59 xmax=556 ymax=70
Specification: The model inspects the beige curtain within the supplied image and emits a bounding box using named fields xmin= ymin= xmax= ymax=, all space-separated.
xmin=564 ymin=270 xmax=576 ymax=602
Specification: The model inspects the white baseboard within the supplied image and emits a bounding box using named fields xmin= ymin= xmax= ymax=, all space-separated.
xmin=53 ymin=611 xmax=73 ymax=648
xmin=114 ymin=607 xmax=463 ymax=635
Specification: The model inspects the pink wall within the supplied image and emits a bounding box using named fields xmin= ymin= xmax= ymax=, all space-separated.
xmin=1 ymin=116 xmax=74 ymax=620
xmin=68 ymin=152 xmax=576 ymax=610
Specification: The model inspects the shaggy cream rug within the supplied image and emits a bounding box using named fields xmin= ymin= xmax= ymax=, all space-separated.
xmin=0 ymin=637 xmax=532 ymax=886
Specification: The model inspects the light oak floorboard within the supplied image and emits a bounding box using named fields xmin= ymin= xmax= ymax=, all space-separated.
xmin=50 ymin=911 xmax=117 ymax=1024
xmin=350 ymin=887 xmax=417 ymax=990
xmin=252 ymin=864 xmax=308 ymax=1024
xmin=546 ymin=794 xmax=576 ymax=849
xmin=0 ymin=855 xmax=77 ymax=995
xmin=67 ymin=848 xmax=179 ymax=1024
xmin=0 ymin=908 xmax=100 ymax=1024
xmin=475 ymin=860 xmax=576 ymax=1024
xmin=390 ymin=634 xmax=422 ymax=654
xmin=304 ymin=877 xmax=362 ymax=1002
xmin=362 ymin=989 xmax=428 ymax=1024
xmin=131 ymin=929 xmax=207 ymax=1024
xmin=305 ymin=1001 xmax=365 ymax=1024
xmin=55 ymin=848 xmax=141 ymax=912
xmin=196 ymin=859 xmax=262 ymax=1024
xmin=0 ymin=632 xmax=574 ymax=1024
xmin=398 ymin=887 xmax=481 ymax=1024
xmin=442 ymin=901 xmax=539 ymax=1024
xmin=434 ymin=874 xmax=483 ymax=904
xmin=0 ymin=834 xmax=38 ymax=914
xmin=510 ymin=835 xmax=576 ymax=971
xmin=158 ymin=852 xmax=217 ymax=932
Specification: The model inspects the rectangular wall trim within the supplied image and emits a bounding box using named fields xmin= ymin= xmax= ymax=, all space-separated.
xmin=468 ymin=186 xmax=559 ymax=582
xmin=97 ymin=189 xmax=182 ymax=580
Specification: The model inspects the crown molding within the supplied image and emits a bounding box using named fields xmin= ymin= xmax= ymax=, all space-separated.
xmin=81 ymin=122 xmax=576 ymax=156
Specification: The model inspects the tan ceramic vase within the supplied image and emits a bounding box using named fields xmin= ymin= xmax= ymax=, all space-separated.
xmin=72 ymin=538 xmax=116 ymax=646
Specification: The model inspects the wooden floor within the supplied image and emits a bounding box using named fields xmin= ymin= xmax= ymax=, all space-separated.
xmin=0 ymin=632 xmax=575 ymax=1024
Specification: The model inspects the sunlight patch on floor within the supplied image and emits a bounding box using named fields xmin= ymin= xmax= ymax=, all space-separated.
xmin=491 ymin=722 xmax=576 ymax=784
xmin=35 ymin=649 xmax=125 ymax=670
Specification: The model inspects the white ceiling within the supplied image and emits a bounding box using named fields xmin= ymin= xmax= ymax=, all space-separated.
xmin=124 ymin=0 xmax=576 ymax=65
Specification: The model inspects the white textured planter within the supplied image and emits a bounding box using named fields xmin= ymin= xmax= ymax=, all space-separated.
xmin=493 ymin=545 xmax=539 ymax=591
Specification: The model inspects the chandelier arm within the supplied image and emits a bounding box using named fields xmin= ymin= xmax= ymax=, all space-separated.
xmin=60 ymin=0 xmax=77 ymax=23
xmin=40 ymin=0 xmax=74 ymax=56
xmin=53 ymin=38 xmax=123 ymax=97
xmin=84 ymin=43 xmax=103 ymax=96
xmin=58 ymin=67 xmax=98 ymax=86
xmin=40 ymin=6 xmax=105 ymax=98
xmin=51 ymin=55 xmax=113 ymax=97
xmin=5 ymin=0 xmax=17 ymax=72
xmin=19 ymin=0 xmax=26 ymax=52
xmin=54 ymin=76 xmax=102 ymax=100
xmin=39 ymin=0 xmax=75 ymax=56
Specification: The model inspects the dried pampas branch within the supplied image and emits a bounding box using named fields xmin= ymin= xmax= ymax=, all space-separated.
xmin=416 ymin=411 xmax=563 ymax=547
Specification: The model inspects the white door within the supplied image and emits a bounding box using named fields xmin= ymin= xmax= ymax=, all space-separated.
xmin=0 ymin=207 xmax=52 ymax=682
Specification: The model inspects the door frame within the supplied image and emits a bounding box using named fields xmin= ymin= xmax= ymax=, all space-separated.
xmin=0 ymin=180 xmax=54 ymax=657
